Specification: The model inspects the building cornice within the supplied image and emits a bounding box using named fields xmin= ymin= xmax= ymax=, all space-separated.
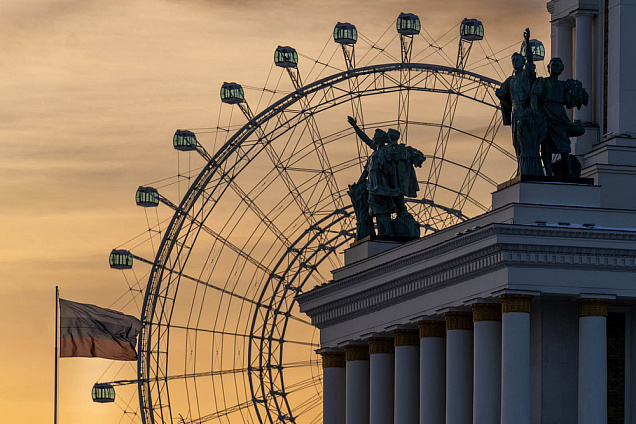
xmin=298 ymin=224 xmax=636 ymax=328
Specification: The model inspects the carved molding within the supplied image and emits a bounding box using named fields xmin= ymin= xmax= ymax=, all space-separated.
xmin=300 ymin=224 xmax=636 ymax=327
xmin=418 ymin=320 xmax=446 ymax=338
xmin=393 ymin=329 xmax=419 ymax=346
xmin=578 ymin=298 xmax=609 ymax=317
xmin=345 ymin=345 xmax=369 ymax=361
xmin=321 ymin=352 xmax=346 ymax=368
xmin=444 ymin=311 xmax=473 ymax=330
xmin=472 ymin=303 xmax=502 ymax=322
xmin=368 ymin=337 xmax=395 ymax=354
xmin=500 ymin=294 xmax=533 ymax=314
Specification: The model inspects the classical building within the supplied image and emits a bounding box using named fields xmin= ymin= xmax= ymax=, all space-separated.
xmin=296 ymin=1 xmax=636 ymax=423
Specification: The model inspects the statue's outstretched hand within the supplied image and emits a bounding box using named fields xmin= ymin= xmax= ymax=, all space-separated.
xmin=347 ymin=116 xmax=356 ymax=127
xmin=524 ymin=28 xmax=530 ymax=43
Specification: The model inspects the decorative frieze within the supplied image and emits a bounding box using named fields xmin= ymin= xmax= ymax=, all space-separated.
xmin=345 ymin=344 xmax=369 ymax=361
xmin=578 ymin=298 xmax=609 ymax=317
xmin=472 ymin=303 xmax=502 ymax=322
xmin=418 ymin=320 xmax=446 ymax=338
xmin=500 ymin=294 xmax=532 ymax=314
xmin=444 ymin=311 xmax=473 ymax=330
xmin=393 ymin=329 xmax=419 ymax=346
xmin=368 ymin=337 xmax=395 ymax=354
xmin=321 ymin=352 xmax=346 ymax=368
xmin=298 ymin=224 xmax=636 ymax=328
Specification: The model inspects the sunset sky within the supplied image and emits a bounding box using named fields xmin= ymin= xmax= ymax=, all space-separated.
xmin=0 ymin=1 xmax=551 ymax=422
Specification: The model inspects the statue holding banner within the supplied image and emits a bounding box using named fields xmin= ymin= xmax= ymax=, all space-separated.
xmin=347 ymin=116 xmax=425 ymax=240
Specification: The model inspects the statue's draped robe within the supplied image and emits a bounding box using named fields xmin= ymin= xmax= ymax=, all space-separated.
xmin=532 ymin=77 xmax=585 ymax=154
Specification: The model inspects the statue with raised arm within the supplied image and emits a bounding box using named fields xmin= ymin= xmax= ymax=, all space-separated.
xmin=496 ymin=28 xmax=545 ymax=176
xmin=531 ymin=57 xmax=589 ymax=177
xmin=347 ymin=116 xmax=425 ymax=240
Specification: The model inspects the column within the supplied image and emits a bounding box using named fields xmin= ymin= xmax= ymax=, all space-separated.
xmin=554 ymin=19 xmax=573 ymax=80
xmin=321 ymin=350 xmax=346 ymax=424
xmin=578 ymin=298 xmax=609 ymax=424
xmin=394 ymin=329 xmax=419 ymax=424
xmin=500 ymin=294 xmax=532 ymax=424
xmin=444 ymin=311 xmax=473 ymax=424
xmin=574 ymin=11 xmax=594 ymax=123
xmin=471 ymin=303 xmax=501 ymax=424
xmin=346 ymin=344 xmax=370 ymax=424
xmin=369 ymin=337 xmax=394 ymax=424
xmin=418 ymin=320 xmax=445 ymax=424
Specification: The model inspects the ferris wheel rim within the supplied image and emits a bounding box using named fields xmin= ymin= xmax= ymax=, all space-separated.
xmin=137 ymin=61 xmax=506 ymax=424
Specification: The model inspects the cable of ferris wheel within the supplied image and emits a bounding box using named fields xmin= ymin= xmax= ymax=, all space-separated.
xmin=161 ymin=323 xmax=319 ymax=347
xmin=103 ymin=360 xmax=319 ymax=388
xmin=411 ymin=19 xmax=462 ymax=62
xmin=356 ymin=19 xmax=401 ymax=65
xmin=303 ymin=32 xmax=344 ymax=82
xmin=131 ymin=253 xmax=312 ymax=326
xmin=476 ymin=41 xmax=506 ymax=81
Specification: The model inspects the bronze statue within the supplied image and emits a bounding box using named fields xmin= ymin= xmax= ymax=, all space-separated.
xmin=496 ymin=28 xmax=545 ymax=176
xmin=347 ymin=117 xmax=425 ymax=240
xmin=531 ymin=57 xmax=589 ymax=177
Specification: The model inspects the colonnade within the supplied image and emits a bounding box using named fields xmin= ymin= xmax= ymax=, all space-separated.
xmin=320 ymin=296 xmax=609 ymax=424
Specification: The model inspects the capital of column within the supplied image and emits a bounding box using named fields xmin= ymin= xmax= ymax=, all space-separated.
xmin=578 ymin=298 xmax=609 ymax=317
xmin=500 ymin=294 xmax=532 ymax=314
xmin=571 ymin=9 xmax=597 ymax=18
xmin=368 ymin=337 xmax=395 ymax=354
xmin=553 ymin=16 xmax=574 ymax=27
xmin=345 ymin=344 xmax=370 ymax=361
xmin=444 ymin=311 xmax=473 ymax=330
xmin=393 ymin=329 xmax=419 ymax=346
xmin=321 ymin=351 xmax=346 ymax=368
xmin=418 ymin=320 xmax=446 ymax=338
xmin=471 ymin=302 xmax=502 ymax=322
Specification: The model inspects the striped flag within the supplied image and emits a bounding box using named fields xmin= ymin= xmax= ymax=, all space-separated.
xmin=59 ymin=299 xmax=142 ymax=361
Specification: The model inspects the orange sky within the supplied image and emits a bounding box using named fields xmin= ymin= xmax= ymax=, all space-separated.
xmin=0 ymin=1 xmax=551 ymax=422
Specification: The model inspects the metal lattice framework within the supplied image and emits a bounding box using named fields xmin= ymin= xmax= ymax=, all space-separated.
xmin=135 ymin=62 xmax=509 ymax=424
xmin=98 ymin=18 xmax=525 ymax=424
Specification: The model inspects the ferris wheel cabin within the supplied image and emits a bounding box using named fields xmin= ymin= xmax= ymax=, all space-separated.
xmin=333 ymin=22 xmax=357 ymax=45
xmin=521 ymin=39 xmax=546 ymax=61
xmin=173 ymin=129 xmax=198 ymax=151
xmin=91 ymin=383 xmax=115 ymax=403
xmin=396 ymin=12 xmax=420 ymax=36
xmin=109 ymin=249 xmax=133 ymax=269
xmin=135 ymin=186 xmax=159 ymax=207
xmin=460 ymin=18 xmax=484 ymax=41
xmin=274 ymin=46 xmax=298 ymax=68
xmin=220 ymin=82 xmax=245 ymax=105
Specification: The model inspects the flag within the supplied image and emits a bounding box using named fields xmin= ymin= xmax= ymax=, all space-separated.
xmin=59 ymin=298 xmax=142 ymax=361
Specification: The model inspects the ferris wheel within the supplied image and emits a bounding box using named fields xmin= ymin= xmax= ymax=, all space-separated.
xmin=96 ymin=13 xmax=538 ymax=424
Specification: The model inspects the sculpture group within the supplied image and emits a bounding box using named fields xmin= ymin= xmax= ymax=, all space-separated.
xmin=347 ymin=28 xmax=590 ymax=242
xmin=497 ymin=28 xmax=589 ymax=177
xmin=347 ymin=117 xmax=425 ymax=241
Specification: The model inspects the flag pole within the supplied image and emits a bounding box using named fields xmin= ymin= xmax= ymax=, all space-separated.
xmin=55 ymin=286 xmax=59 ymax=424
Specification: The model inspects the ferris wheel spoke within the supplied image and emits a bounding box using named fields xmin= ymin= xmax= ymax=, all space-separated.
xmin=157 ymin=192 xmax=280 ymax=279
xmin=134 ymin=254 xmax=315 ymax=325
xmin=443 ymin=109 xmax=503 ymax=227
xmin=159 ymin=323 xmax=317 ymax=347
xmin=292 ymin=392 xmax=323 ymax=419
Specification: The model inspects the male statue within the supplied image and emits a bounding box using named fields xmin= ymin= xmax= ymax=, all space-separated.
xmin=496 ymin=28 xmax=545 ymax=176
xmin=347 ymin=117 xmax=425 ymax=240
